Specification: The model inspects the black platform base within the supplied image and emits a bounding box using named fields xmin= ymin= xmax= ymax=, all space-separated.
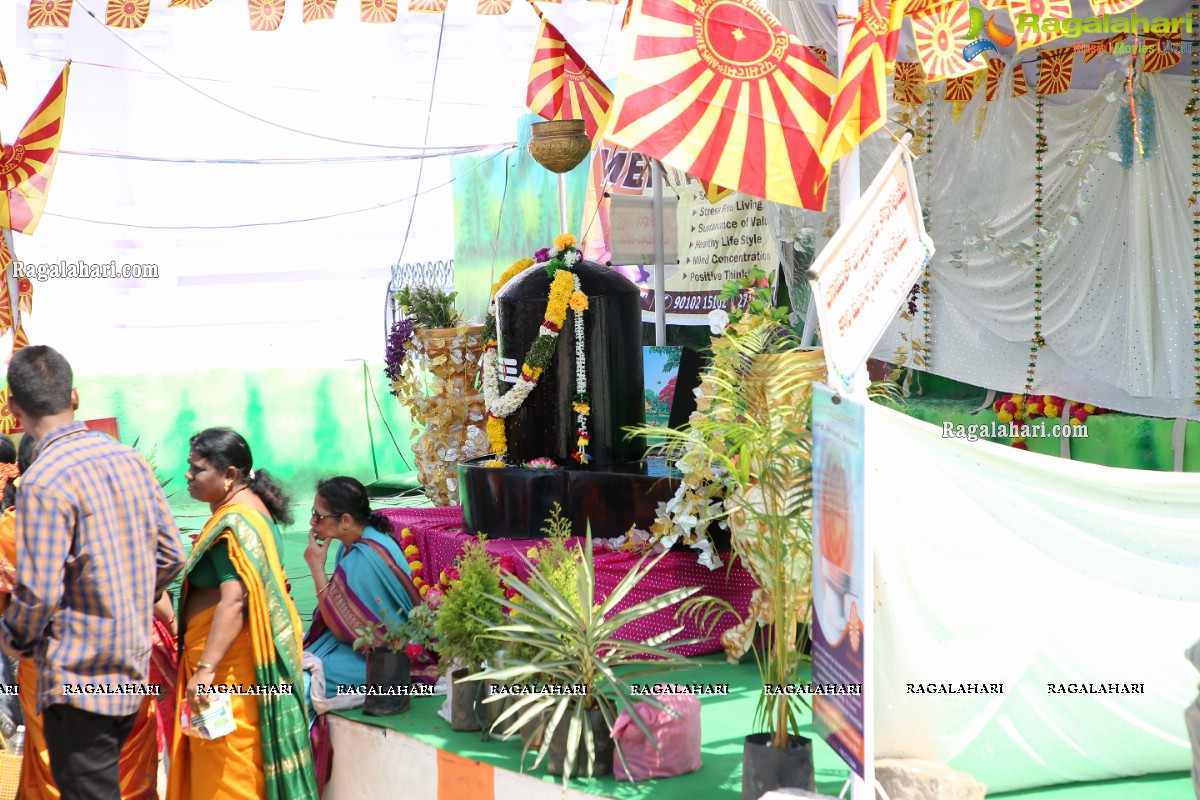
xmin=458 ymin=457 xmax=680 ymax=540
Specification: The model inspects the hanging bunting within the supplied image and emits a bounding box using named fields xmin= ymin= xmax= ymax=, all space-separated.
xmin=894 ymin=61 xmax=928 ymax=104
xmin=0 ymin=61 xmax=6 ymax=90
xmin=906 ymin=0 xmax=955 ymax=15
xmin=527 ymin=3 xmax=613 ymax=143
xmin=362 ymin=0 xmax=400 ymax=20
xmin=409 ymin=0 xmax=448 ymax=13
xmin=0 ymin=388 xmax=16 ymax=436
xmin=911 ymin=1 xmax=984 ymax=81
xmin=0 ymin=64 xmax=70 ymax=236
xmin=809 ymin=47 xmax=829 ymax=65
xmin=818 ymin=0 xmax=907 ymax=177
xmin=1190 ymin=0 xmax=1199 ymax=409
xmin=0 ymin=276 xmax=11 ymax=340
xmin=12 ymin=324 xmax=29 ymax=353
xmin=1006 ymin=0 xmax=1070 ymax=52
xmin=106 ymin=0 xmax=150 ymax=28
xmin=1082 ymin=34 xmax=1127 ymax=62
xmin=478 ymin=0 xmax=513 ymax=15
xmin=168 ymin=0 xmax=213 ymax=7
xmin=248 ymin=0 xmax=285 ymax=30
xmin=1025 ymin=96 xmax=1047 ymax=393
xmin=985 ymin=57 xmax=1028 ymax=99
xmin=1089 ymin=0 xmax=1144 ymax=15
xmin=16 ymin=278 xmax=32 ymax=316
xmin=608 ymin=0 xmax=837 ymax=211
xmin=945 ymin=71 xmax=979 ymax=102
xmin=1035 ymin=45 xmax=1074 ymax=95
xmin=1143 ymin=29 xmax=1183 ymax=74
xmin=29 ymin=0 xmax=74 ymax=28
xmin=303 ymin=0 xmax=338 ymax=22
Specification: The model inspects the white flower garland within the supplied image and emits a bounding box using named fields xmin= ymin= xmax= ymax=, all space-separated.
xmin=572 ymin=273 xmax=590 ymax=464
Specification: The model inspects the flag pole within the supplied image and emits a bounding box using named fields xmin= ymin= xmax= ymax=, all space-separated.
xmin=652 ymin=159 xmax=666 ymax=346
xmin=559 ymin=173 xmax=570 ymax=235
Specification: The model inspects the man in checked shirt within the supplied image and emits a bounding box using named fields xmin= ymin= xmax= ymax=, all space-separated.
xmin=0 ymin=345 xmax=184 ymax=800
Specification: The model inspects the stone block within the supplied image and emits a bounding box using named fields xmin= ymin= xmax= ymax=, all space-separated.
xmin=874 ymin=758 xmax=987 ymax=800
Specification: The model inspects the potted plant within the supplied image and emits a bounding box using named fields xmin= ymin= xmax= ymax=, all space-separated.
xmin=352 ymin=601 xmax=437 ymax=716
xmin=433 ymin=537 xmax=506 ymax=731
xmin=464 ymin=523 xmax=707 ymax=785
xmin=385 ymin=283 xmax=488 ymax=505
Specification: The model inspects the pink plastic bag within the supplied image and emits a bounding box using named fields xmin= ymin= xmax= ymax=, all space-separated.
xmin=610 ymin=686 xmax=702 ymax=780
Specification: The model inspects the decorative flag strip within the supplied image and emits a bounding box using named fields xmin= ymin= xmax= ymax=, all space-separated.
xmin=977 ymin=0 xmax=1008 ymax=7
xmin=985 ymin=57 xmax=1028 ymax=99
xmin=478 ymin=0 xmax=514 ymax=15
xmin=1081 ymin=34 xmax=1127 ymax=62
xmin=893 ymin=61 xmax=928 ymax=104
xmin=608 ymin=0 xmax=838 ymax=211
xmin=248 ymin=0 xmax=285 ymax=30
xmin=819 ymin=0 xmax=903 ymax=177
xmin=0 ymin=388 xmax=16 ymax=436
xmin=0 ymin=274 xmax=12 ymax=340
xmin=1143 ymin=29 xmax=1183 ymax=73
xmin=1089 ymin=0 xmax=1143 ymax=15
xmin=106 ymin=0 xmax=150 ymax=28
xmin=362 ymin=0 xmax=400 ymax=21
xmin=303 ymin=0 xmax=338 ymax=22
xmin=0 ymin=61 xmax=6 ymax=90
xmin=527 ymin=4 xmax=614 ymax=143
xmin=0 ymin=64 xmax=70 ymax=236
xmin=16 ymin=279 xmax=32 ymax=316
xmin=904 ymin=0 xmax=954 ymax=15
xmin=944 ymin=71 xmax=979 ymax=102
xmin=12 ymin=324 xmax=29 ymax=352
xmin=0 ymin=237 xmax=9 ymax=271
xmin=168 ymin=0 xmax=214 ymax=7
xmin=1035 ymin=44 xmax=1074 ymax=95
xmin=910 ymin=0 xmax=983 ymax=81
xmin=409 ymin=0 xmax=449 ymax=14
xmin=1006 ymin=0 xmax=1070 ymax=52
xmin=28 ymin=0 xmax=74 ymax=28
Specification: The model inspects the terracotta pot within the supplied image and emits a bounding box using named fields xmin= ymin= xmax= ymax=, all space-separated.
xmin=527 ymin=120 xmax=591 ymax=174
xmin=407 ymin=326 xmax=489 ymax=505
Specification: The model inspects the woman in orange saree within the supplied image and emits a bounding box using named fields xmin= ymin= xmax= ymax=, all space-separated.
xmin=0 ymin=435 xmax=178 ymax=800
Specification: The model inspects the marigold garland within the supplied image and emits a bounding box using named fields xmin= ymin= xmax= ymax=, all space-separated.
xmin=398 ymin=527 xmax=430 ymax=598
xmin=483 ymin=237 xmax=590 ymax=461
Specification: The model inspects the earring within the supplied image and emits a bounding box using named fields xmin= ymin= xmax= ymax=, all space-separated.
xmin=223 ymin=480 xmax=232 ymax=493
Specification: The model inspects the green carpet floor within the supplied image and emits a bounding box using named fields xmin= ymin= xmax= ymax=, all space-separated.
xmin=168 ymin=491 xmax=1193 ymax=799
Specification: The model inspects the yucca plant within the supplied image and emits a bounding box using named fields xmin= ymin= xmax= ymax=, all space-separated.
xmin=462 ymin=523 xmax=705 ymax=785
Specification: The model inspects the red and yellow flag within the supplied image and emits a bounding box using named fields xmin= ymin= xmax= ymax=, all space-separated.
xmin=15 ymin=278 xmax=32 ymax=316
xmin=1143 ymin=30 xmax=1182 ymax=74
xmin=818 ymin=0 xmax=907 ymax=175
xmin=409 ymin=0 xmax=448 ymax=13
xmin=478 ymin=0 xmax=514 ymax=14
xmin=303 ymin=0 xmax=338 ymax=22
xmin=1007 ymin=0 xmax=1070 ymax=52
xmin=247 ymin=0 xmax=284 ymax=29
xmin=0 ymin=61 xmax=6 ymax=90
xmin=362 ymin=0 xmax=400 ymax=20
xmin=29 ymin=0 xmax=74 ymax=27
xmin=168 ymin=0 xmax=213 ymax=7
xmin=1081 ymin=34 xmax=1125 ymax=62
xmin=911 ymin=1 xmax=982 ymax=81
xmin=106 ymin=0 xmax=150 ymax=28
xmin=985 ymin=58 xmax=1028 ymax=100
xmin=697 ymin=177 xmax=733 ymax=204
xmin=527 ymin=5 xmax=614 ymax=144
xmin=0 ymin=64 xmax=70 ymax=236
xmin=893 ymin=61 xmax=927 ymax=105
xmin=1089 ymin=0 xmax=1143 ymax=15
xmin=944 ymin=71 xmax=979 ymax=102
xmin=0 ymin=388 xmax=16 ymax=435
xmin=12 ymin=324 xmax=29 ymax=353
xmin=608 ymin=0 xmax=837 ymax=211
xmin=0 ymin=239 xmax=11 ymax=338
xmin=1035 ymin=45 xmax=1074 ymax=95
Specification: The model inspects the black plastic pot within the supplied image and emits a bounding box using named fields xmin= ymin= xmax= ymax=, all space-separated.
xmin=450 ymin=668 xmax=481 ymax=732
xmin=742 ymin=733 xmax=814 ymax=800
xmin=545 ymin=707 xmax=614 ymax=778
xmin=363 ymin=649 xmax=411 ymax=716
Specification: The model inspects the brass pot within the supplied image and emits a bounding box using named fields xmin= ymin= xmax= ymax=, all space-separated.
xmin=527 ymin=120 xmax=591 ymax=173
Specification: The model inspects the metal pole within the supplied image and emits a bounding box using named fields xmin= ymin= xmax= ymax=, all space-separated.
xmin=558 ymin=173 xmax=570 ymax=235
xmin=652 ymin=160 xmax=666 ymax=346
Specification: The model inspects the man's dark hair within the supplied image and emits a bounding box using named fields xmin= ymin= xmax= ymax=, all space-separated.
xmin=7 ymin=346 xmax=73 ymax=417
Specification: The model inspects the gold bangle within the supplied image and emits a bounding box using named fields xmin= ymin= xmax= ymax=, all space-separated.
xmin=196 ymin=660 xmax=217 ymax=672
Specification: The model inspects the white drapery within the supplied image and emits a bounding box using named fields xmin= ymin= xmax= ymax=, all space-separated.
xmin=869 ymin=402 xmax=1200 ymax=792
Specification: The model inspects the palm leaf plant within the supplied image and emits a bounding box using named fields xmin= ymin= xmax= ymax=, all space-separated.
xmin=462 ymin=523 xmax=707 ymax=785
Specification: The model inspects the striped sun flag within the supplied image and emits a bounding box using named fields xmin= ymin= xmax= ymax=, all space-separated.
xmin=303 ymin=0 xmax=338 ymax=22
xmin=818 ymin=0 xmax=908 ymax=176
xmin=0 ymin=64 xmax=70 ymax=235
xmin=105 ymin=0 xmax=150 ymax=28
xmin=28 ymin=0 xmax=74 ymax=27
xmin=910 ymin=0 xmax=982 ymax=81
xmin=1006 ymin=0 xmax=1070 ymax=51
xmin=608 ymin=0 xmax=837 ymax=211
xmin=527 ymin=3 xmax=614 ymax=143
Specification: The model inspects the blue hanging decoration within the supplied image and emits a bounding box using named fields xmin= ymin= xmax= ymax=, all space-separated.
xmin=1118 ymin=83 xmax=1157 ymax=168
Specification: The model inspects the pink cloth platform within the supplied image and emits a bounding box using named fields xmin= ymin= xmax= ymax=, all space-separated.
xmin=378 ymin=506 xmax=757 ymax=658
